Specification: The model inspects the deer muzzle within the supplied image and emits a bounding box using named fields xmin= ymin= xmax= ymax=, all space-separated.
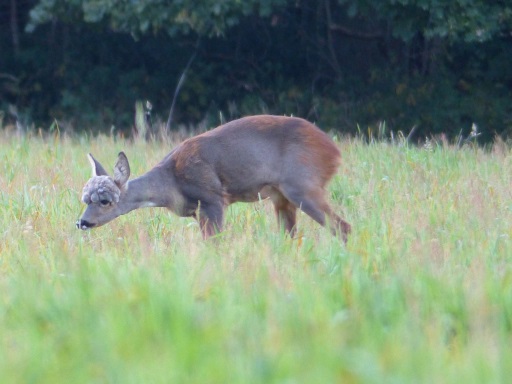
xmin=76 ymin=219 xmax=95 ymax=230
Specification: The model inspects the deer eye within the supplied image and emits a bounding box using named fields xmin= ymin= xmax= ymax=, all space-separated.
xmin=100 ymin=199 xmax=111 ymax=206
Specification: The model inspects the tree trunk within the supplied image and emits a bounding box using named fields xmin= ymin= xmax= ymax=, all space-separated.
xmin=10 ymin=0 xmax=20 ymax=56
xmin=324 ymin=0 xmax=343 ymax=81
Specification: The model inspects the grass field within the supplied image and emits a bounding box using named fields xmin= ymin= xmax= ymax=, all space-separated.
xmin=0 ymin=130 xmax=511 ymax=383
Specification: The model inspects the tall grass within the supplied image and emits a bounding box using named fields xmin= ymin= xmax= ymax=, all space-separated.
xmin=0 ymin=131 xmax=511 ymax=383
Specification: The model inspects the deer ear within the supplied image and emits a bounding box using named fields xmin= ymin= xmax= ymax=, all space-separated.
xmin=88 ymin=153 xmax=109 ymax=177
xmin=114 ymin=151 xmax=130 ymax=188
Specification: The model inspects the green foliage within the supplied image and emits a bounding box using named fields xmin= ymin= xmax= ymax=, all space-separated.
xmin=341 ymin=0 xmax=512 ymax=42
xmin=27 ymin=0 xmax=289 ymax=37
xmin=1 ymin=0 xmax=512 ymax=137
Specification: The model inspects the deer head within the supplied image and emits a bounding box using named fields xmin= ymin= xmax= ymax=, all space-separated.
xmin=76 ymin=152 xmax=130 ymax=230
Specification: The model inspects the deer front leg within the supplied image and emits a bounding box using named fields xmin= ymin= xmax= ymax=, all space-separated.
xmin=196 ymin=200 xmax=224 ymax=239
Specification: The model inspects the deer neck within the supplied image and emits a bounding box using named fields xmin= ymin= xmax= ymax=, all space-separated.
xmin=118 ymin=167 xmax=182 ymax=214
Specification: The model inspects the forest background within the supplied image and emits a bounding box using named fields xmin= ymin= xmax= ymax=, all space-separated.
xmin=1 ymin=0 xmax=511 ymax=141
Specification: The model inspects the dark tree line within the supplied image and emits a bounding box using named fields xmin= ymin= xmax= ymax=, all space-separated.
xmin=1 ymin=0 xmax=511 ymax=140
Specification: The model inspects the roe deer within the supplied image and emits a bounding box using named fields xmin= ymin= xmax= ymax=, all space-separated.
xmin=76 ymin=115 xmax=351 ymax=241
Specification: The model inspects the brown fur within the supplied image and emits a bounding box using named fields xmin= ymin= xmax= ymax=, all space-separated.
xmin=297 ymin=124 xmax=341 ymax=186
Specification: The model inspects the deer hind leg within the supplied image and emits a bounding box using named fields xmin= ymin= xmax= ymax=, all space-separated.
xmin=196 ymin=200 xmax=224 ymax=239
xmin=322 ymin=205 xmax=352 ymax=243
xmin=280 ymin=183 xmax=351 ymax=243
xmin=268 ymin=189 xmax=297 ymax=236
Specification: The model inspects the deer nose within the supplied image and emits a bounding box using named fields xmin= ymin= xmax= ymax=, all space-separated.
xmin=76 ymin=219 xmax=95 ymax=230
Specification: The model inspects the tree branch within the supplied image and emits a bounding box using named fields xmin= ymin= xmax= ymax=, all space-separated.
xmin=166 ymin=37 xmax=201 ymax=133
xmin=329 ymin=23 xmax=383 ymax=40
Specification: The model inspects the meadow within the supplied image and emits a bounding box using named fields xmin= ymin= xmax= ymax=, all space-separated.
xmin=0 ymin=128 xmax=511 ymax=383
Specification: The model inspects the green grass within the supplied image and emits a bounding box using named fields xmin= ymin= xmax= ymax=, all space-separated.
xmin=1 ymin=131 xmax=511 ymax=383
